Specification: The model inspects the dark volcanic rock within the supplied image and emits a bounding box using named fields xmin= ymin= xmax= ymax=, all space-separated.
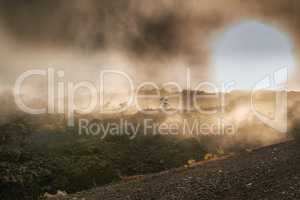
xmin=61 ymin=140 xmax=300 ymax=200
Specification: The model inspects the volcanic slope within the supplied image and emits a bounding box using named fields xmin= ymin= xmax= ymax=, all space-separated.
xmin=60 ymin=140 xmax=300 ymax=200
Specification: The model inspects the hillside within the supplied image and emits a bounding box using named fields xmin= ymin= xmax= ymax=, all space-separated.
xmin=60 ymin=140 xmax=300 ymax=200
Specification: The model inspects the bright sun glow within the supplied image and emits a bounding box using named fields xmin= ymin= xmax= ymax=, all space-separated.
xmin=212 ymin=21 xmax=295 ymax=90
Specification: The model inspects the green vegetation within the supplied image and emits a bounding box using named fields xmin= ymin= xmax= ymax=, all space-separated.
xmin=290 ymin=123 xmax=300 ymax=141
xmin=0 ymin=110 xmax=288 ymax=199
xmin=0 ymin=115 xmax=208 ymax=199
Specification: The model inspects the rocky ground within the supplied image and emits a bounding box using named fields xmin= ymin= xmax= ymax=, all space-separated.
xmin=58 ymin=140 xmax=300 ymax=200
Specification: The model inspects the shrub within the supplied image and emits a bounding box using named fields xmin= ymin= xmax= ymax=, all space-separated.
xmin=290 ymin=122 xmax=300 ymax=141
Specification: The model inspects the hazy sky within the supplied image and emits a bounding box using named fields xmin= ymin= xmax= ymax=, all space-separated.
xmin=212 ymin=21 xmax=295 ymax=89
xmin=0 ymin=0 xmax=299 ymax=91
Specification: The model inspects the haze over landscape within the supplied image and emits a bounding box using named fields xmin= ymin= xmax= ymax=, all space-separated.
xmin=1 ymin=1 xmax=300 ymax=200
xmin=0 ymin=0 xmax=300 ymax=91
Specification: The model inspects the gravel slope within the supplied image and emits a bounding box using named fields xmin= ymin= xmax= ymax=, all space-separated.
xmin=60 ymin=140 xmax=300 ymax=200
